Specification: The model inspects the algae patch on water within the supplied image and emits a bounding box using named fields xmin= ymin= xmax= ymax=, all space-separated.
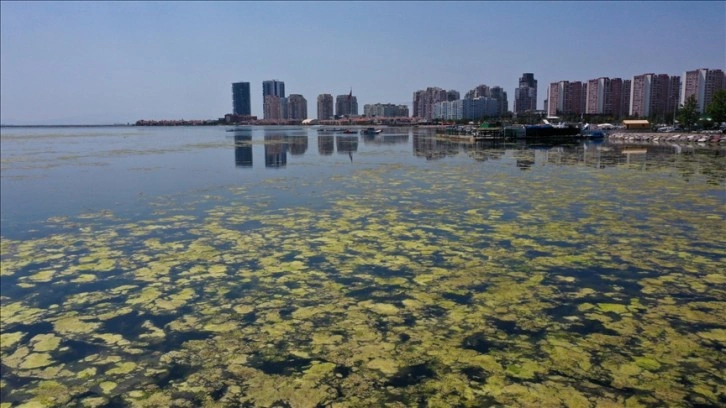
xmin=1 ymin=149 xmax=725 ymax=407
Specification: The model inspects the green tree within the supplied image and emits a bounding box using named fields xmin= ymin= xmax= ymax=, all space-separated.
xmin=706 ymin=89 xmax=726 ymax=125
xmin=678 ymin=95 xmax=699 ymax=131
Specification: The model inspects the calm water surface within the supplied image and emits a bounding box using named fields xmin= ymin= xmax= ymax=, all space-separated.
xmin=1 ymin=126 xmax=725 ymax=407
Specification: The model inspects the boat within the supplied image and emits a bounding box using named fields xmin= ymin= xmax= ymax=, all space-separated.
xmin=579 ymin=130 xmax=606 ymax=139
xmin=343 ymin=129 xmax=357 ymax=134
xmin=360 ymin=127 xmax=382 ymax=135
xmin=523 ymin=123 xmax=580 ymax=138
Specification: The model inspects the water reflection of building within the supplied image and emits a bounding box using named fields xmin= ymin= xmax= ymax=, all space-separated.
xmin=233 ymin=133 xmax=253 ymax=167
xmin=336 ymin=135 xmax=359 ymax=154
xmin=412 ymin=134 xmax=464 ymax=160
xmin=318 ymin=135 xmax=334 ymax=155
xmin=542 ymin=144 xmax=626 ymax=169
xmin=538 ymin=143 xmax=725 ymax=181
xmin=286 ymin=135 xmax=308 ymax=156
xmin=264 ymin=134 xmax=287 ymax=168
xmin=361 ymin=133 xmax=409 ymax=145
xmin=407 ymin=131 xmax=724 ymax=183
xmin=621 ymin=147 xmax=647 ymax=168
xmin=464 ymin=143 xmax=506 ymax=162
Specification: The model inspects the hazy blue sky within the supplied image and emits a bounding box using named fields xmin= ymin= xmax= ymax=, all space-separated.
xmin=1 ymin=1 xmax=724 ymax=124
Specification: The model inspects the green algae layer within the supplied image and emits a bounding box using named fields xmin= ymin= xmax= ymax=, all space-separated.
xmin=2 ymin=158 xmax=725 ymax=408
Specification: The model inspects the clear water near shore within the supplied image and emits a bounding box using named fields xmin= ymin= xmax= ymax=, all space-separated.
xmin=1 ymin=126 xmax=725 ymax=407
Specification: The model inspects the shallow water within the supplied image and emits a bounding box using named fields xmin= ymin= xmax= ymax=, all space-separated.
xmin=1 ymin=126 xmax=725 ymax=407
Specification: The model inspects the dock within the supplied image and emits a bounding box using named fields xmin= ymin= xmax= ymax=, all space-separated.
xmin=435 ymin=126 xmax=505 ymax=142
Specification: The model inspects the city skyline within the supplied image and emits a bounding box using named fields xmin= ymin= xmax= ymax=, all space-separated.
xmin=1 ymin=1 xmax=724 ymax=125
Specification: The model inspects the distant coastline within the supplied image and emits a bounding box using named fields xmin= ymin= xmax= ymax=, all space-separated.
xmin=1 ymin=124 xmax=133 ymax=128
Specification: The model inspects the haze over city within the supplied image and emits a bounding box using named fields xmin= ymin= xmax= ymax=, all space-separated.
xmin=1 ymin=1 xmax=724 ymax=125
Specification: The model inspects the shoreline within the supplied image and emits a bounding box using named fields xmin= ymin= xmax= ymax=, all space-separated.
xmin=0 ymin=124 xmax=133 ymax=128
xmin=608 ymin=132 xmax=724 ymax=144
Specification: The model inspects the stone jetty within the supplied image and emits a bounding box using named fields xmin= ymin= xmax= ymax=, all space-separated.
xmin=608 ymin=132 xmax=724 ymax=144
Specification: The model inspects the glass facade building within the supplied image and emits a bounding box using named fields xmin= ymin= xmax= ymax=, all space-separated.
xmin=232 ymin=82 xmax=251 ymax=116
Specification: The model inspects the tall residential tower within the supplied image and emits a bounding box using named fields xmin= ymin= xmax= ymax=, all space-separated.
xmin=262 ymin=80 xmax=285 ymax=98
xmin=412 ymin=87 xmax=447 ymax=120
xmin=335 ymin=92 xmax=358 ymax=117
xmin=317 ymin=94 xmax=334 ymax=120
xmin=681 ymin=68 xmax=726 ymax=112
xmin=232 ymin=82 xmax=251 ymax=116
xmin=514 ymin=73 xmax=537 ymax=114
xmin=630 ymin=73 xmax=679 ymax=119
xmin=262 ymin=80 xmax=286 ymax=120
xmin=548 ymin=81 xmax=584 ymax=117
xmin=287 ymin=94 xmax=308 ymax=120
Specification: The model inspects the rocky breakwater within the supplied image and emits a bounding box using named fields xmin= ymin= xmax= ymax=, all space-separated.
xmin=608 ymin=131 xmax=725 ymax=144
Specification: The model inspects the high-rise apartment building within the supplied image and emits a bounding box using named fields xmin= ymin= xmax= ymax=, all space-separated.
xmin=630 ymin=74 xmax=652 ymax=117
xmin=232 ymin=82 xmax=251 ymax=116
xmin=489 ymin=86 xmax=509 ymax=116
xmin=363 ymin=103 xmax=409 ymax=118
xmin=547 ymin=81 xmax=584 ymax=117
xmin=433 ymin=97 xmax=499 ymax=121
xmin=586 ymin=78 xmax=607 ymax=115
xmin=465 ymin=85 xmax=490 ymax=100
xmin=514 ymin=73 xmax=537 ymax=114
xmin=681 ymin=68 xmax=725 ymax=112
xmin=547 ymin=83 xmax=560 ymax=117
xmin=621 ymin=80 xmax=632 ymax=117
xmin=447 ymin=85 xmax=509 ymax=118
xmin=606 ymin=78 xmax=624 ymax=117
xmin=262 ymin=80 xmax=285 ymax=98
xmin=584 ymin=77 xmax=627 ymax=117
xmin=317 ymin=94 xmax=334 ymax=120
xmin=287 ymin=94 xmax=307 ymax=120
xmin=263 ymin=95 xmax=283 ymax=120
xmin=335 ymin=93 xmax=358 ymax=117
xmin=470 ymin=97 xmax=499 ymax=119
xmin=580 ymin=83 xmax=588 ymax=115
xmin=630 ymin=73 xmax=678 ymax=119
xmin=279 ymin=97 xmax=289 ymax=120
xmin=666 ymin=76 xmax=681 ymax=119
xmin=433 ymin=100 xmax=460 ymax=121
xmin=413 ymin=87 xmax=447 ymax=120
xmin=286 ymin=95 xmax=304 ymax=120
xmin=447 ymin=90 xmax=460 ymax=102
xmin=650 ymin=74 xmax=671 ymax=119
xmin=262 ymin=80 xmax=286 ymax=120
xmin=704 ymin=69 xmax=726 ymax=110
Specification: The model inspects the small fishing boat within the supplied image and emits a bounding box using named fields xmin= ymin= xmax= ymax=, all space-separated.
xmin=360 ymin=127 xmax=382 ymax=135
